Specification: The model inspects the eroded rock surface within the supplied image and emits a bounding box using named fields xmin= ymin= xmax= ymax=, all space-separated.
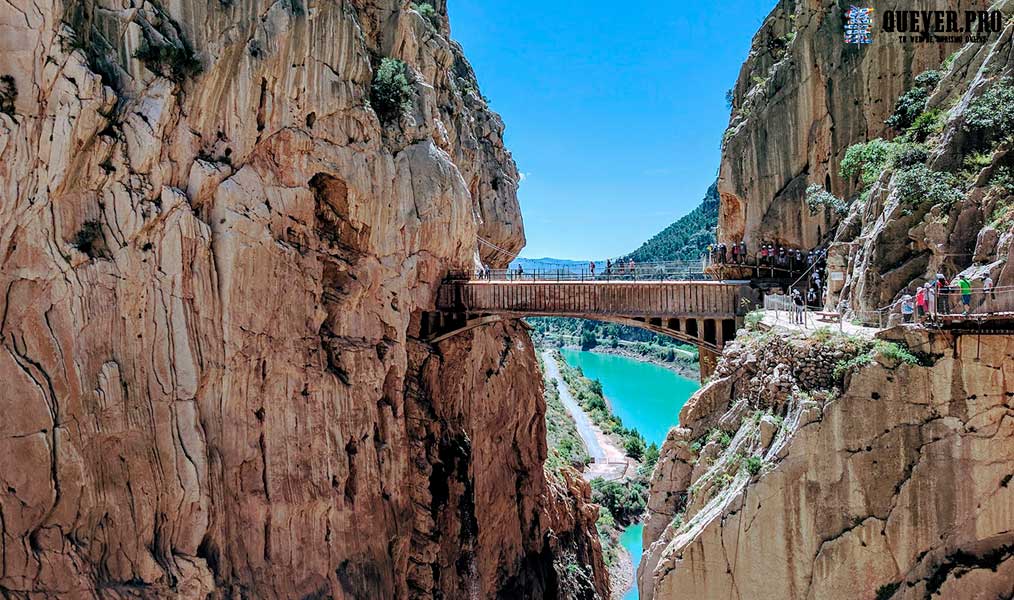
xmin=642 ymin=328 xmax=1013 ymax=599
xmin=718 ymin=0 xmax=973 ymax=251
xmin=0 ymin=0 xmax=605 ymax=597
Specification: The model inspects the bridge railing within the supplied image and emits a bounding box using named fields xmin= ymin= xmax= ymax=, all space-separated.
xmin=437 ymin=279 xmax=744 ymax=318
xmin=455 ymin=260 xmax=710 ymax=282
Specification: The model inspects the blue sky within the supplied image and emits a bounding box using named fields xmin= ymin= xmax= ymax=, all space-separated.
xmin=447 ymin=0 xmax=776 ymax=260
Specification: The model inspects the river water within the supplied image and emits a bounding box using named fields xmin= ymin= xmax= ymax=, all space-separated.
xmin=558 ymin=349 xmax=699 ymax=600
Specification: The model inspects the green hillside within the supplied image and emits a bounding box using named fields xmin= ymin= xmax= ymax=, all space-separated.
xmin=621 ymin=180 xmax=719 ymax=262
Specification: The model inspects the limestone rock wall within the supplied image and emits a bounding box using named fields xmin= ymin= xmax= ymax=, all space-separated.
xmin=718 ymin=0 xmax=974 ymax=251
xmin=0 ymin=0 xmax=604 ymax=597
xmin=831 ymin=6 xmax=1014 ymax=315
xmin=641 ymin=328 xmax=1014 ymax=599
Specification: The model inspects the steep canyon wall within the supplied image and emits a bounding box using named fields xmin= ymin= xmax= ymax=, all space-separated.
xmin=0 ymin=0 xmax=606 ymax=598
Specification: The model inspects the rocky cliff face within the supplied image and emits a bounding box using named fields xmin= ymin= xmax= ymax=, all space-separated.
xmin=718 ymin=0 xmax=975 ymax=251
xmin=643 ymin=1 xmax=1014 ymax=598
xmin=641 ymin=327 xmax=1014 ymax=599
xmin=0 ymin=0 xmax=605 ymax=597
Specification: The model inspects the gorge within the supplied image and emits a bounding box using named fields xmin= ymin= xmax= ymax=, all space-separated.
xmin=2 ymin=0 xmax=1013 ymax=598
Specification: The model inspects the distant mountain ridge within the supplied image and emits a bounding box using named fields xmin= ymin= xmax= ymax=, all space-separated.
xmin=513 ymin=180 xmax=718 ymax=268
xmin=620 ymin=181 xmax=718 ymax=263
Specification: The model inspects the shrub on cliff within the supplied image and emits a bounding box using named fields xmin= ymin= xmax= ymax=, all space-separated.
xmin=410 ymin=3 xmax=440 ymax=28
xmin=72 ymin=220 xmax=105 ymax=258
xmin=893 ymin=165 xmax=964 ymax=209
xmin=370 ymin=58 xmax=414 ymax=123
xmin=135 ymin=40 xmax=202 ymax=82
xmin=0 ymin=75 xmax=16 ymax=116
xmin=805 ymin=184 xmax=849 ymax=215
xmin=964 ymin=77 xmax=1014 ymax=148
xmin=885 ymin=70 xmax=940 ymax=131
xmin=841 ymin=139 xmax=895 ymax=188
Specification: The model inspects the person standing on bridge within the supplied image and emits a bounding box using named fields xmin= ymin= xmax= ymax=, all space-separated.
xmin=731 ymin=242 xmax=740 ymax=264
xmin=628 ymin=258 xmax=635 ymax=278
xmin=983 ymin=273 xmax=995 ymax=302
xmin=957 ymin=274 xmax=972 ymax=316
xmin=925 ymin=281 xmax=937 ymax=318
xmin=589 ymin=261 xmax=596 ymax=279
xmin=605 ymin=258 xmax=612 ymax=277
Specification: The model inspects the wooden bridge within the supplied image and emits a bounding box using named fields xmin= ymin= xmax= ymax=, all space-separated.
xmin=423 ymin=278 xmax=759 ymax=374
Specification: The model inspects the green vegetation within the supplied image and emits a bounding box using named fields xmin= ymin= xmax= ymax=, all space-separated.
xmin=639 ymin=442 xmax=660 ymax=477
xmin=840 ymin=138 xmax=896 ymax=188
xmin=875 ymin=581 xmax=901 ymax=600
xmin=528 ymin=318 xmax=698 ymax=366
xmin=0 ymin=74 xmax=16 ymax=116
xmin=543 ymin=378 xmax=591 ymax=473
xmin=621 ymin=180 xmax=718 ymax=262
xmin=623 ymin=436 xmax=646 ymax=460
xmin=72 ymin=220 xmax=104 ymax=258
xmin=941 ymin=51 xmax=958 ymax=71
xmin=990 ymin=166 xmax=1014 ymax=196
xmin=556 ymin=353 xmax=650 ymax=460
xmin=833 ymin=340 xmax=918 ymax=381
xmin=743 ymin=455 xmax=763 ymax=476
xmin=805 ymin=184 xmax=849 ymax=215
xmin=885 ymin=70 xmax=940 ymax=131
xmin=744 ymin=310 xmax=764 ymax=331
xmin=988 ymin=168 xmax=1014 ymax=230
xmin=892 ymin=145 xmax=927 ymax=169
xmin=410 ymin=2 xmax=440 ymax=28
xmin=907 ymin=109 xmax=944 ymax=142
xmin=135 ymin=40 xmax=202 ymax=82
xmin=595 ymin=509 xmax=621 ymax=567
xmin=370 ymin=57 xmax=414 ymax=123
xmin=590 ymin=478 xmax=647 ymax=526
xmin=893 ymin=165 xmax=964 ymax=209
xmin=709 ymin=429 xmax=732 ymax=448
xmin=963 ymin=77 xmax=1014 ymax=148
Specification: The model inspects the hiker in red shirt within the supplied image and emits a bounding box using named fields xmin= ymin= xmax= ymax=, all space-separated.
xmin=915 ymin=285 xmax=927 ymax=321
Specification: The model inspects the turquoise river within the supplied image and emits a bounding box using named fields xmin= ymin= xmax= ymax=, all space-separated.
xmin=559 ymin=349 xmax=700 ymax=600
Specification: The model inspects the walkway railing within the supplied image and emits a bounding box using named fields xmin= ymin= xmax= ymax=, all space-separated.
xmin=767 ymin=286 xmax=1014 ymax=329
xmin=458 ymin=260 xmax=709 ymax=282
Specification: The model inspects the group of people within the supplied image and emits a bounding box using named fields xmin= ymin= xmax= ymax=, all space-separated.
xmin=707 ymin=241 xmax=823 ymax=277
xmin=897 ymin=273 xmax=995 ymax=322
xmin=589 ymin=258 xmax=638 ymax=278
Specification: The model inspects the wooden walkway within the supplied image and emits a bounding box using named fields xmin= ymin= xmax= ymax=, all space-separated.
xmin=425 ymin=279 xmax=756 ymax=355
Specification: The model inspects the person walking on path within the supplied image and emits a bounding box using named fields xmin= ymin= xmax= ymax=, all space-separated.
xmin=901 ymin=292 xmax=915 ymax=323
xmin=935 ymin=274 xmax=950 ymax=315
xmin=983 ymin=274 xmax=995 ymax=307
xmin=915 ymin=285 xmax=927 ymax=321
xmin=628 ymin=258 xmax=635 ymax=278
xmin=605 ymin=258 xmax=612 ymax=277
xmin=957 ymin=275 xmax=972 ymax=315
xmin=588 ymin=261 xmax=595 ymax=279
xmin=791 ymin=289 xmax=805 ymax=325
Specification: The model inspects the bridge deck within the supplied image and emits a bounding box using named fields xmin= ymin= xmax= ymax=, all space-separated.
xmin=437 ymin=280 xmax=746 ymax=318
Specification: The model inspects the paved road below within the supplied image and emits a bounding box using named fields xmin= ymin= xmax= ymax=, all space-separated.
xmin=542 ymin=349 xmax=605 ymax=461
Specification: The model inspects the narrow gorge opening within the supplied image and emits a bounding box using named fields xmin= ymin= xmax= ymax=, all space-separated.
xmin=530 ymin=317 xmax=701 ymax=599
